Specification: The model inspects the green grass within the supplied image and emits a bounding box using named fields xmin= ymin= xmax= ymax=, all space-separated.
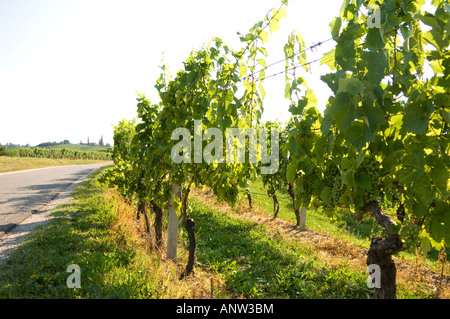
xmin=0 ymin=168 xmax=446 ymax=299
xmin=244 ymin=179 xmax=384 ymax=249
xmin=190 ymin=201 xmax=372 ymax=299
xmin=0 ymin=168 xmax=179 ymax=298
xmin=245 ymin=180 xmax=450 ymax=263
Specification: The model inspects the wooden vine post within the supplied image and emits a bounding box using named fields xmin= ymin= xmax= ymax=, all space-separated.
xmin=167 ymin=183 xmax=180 ymax=261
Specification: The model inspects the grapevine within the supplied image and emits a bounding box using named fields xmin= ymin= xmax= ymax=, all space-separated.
xmin=331 ymin=175 xmax=345 ymax=206
xmin=359 ymin=153 xmax=381 ymax=204
xmin=299 ymin=168 xmax=320 ymax=207
xmin=323 ymin=160 xmax=339 ymax=189
xmin=322 ymin=161 xmax=342 ymax=212
xmin=400 ymin=220 xmax=422 ymax=254
xmin=100 ymin=0 xmax=449 ymax=300
xmin=284 ymin=0 xmax=449 ymax=299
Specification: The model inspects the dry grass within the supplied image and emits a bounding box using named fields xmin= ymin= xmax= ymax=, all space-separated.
xmin=0 ymin=156 xmax=108 ymax=173
xmin=105 ymin=188 xmax=230 ymax=299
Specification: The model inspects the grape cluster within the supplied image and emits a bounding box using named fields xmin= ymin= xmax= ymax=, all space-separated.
xmin=331 ymin=176 xmax=345 ymax=205
xmin=359 ymin=154 xmax=381 ymax=203
xmin=323 ymin=161 xmax=339 ymax=189
xmin=214 ymin=185 xmax=239 ymax=207
xmin=225 ymin=186 xmax=239 ymax=207
xmin=322 ymin=161 xmax=343 ymax=212
xmin=382 ymin=187 xmax=402 ymax=211
xmin=401 ymin=222 xmax=422 ymax=253
xmin=299 ymin=177 xmax=312 ymax=207
xmin=299 ymin=168 xmax=320 ymax=207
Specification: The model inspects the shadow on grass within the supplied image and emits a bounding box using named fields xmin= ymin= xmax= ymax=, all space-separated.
xmin=189 ymin=201 xmax=370 ymax=299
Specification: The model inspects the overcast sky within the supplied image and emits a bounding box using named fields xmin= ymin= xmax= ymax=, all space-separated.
xmin=0 ymin=0 xmax=355 ymax=146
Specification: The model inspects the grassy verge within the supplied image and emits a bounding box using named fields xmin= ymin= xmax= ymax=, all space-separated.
xmin=0 ymin=156 xmax=110 ymax=173
xmin=0 ymin=168 xmax=447 ymax=299
xmin=0 ymin=167 xmax=207 ymax=298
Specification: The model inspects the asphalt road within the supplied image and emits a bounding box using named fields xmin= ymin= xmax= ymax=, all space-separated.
xmin=0 ymin=163 xmax=111 ymax=238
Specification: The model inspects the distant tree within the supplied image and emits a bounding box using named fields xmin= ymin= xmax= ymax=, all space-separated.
xmin=99 ymin=136 xmax=104 ymax=147
xmin=37 ymin=141 xmax=59 ymax=148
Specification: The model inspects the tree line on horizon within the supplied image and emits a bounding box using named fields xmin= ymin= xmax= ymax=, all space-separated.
xmin=0 ymin=136 xmax=112 ymax=149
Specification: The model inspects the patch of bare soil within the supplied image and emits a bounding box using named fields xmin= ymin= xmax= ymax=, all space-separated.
xmin=191 ymin=187 xmax=450 ymax=298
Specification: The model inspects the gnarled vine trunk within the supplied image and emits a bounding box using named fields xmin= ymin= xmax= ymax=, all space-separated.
xmin=272 ymin=194 xmax=280 ymax=218
xmin=366 ymin=234 xmax=403 ymax=299
xmin=180 ymin=218 xmax=196 ymax=279
xmin=361 ymin=201 xmax=404 ymax=299
xmin=180 ymin=182 xmax=196 ymax=279
xmin=288 ymin=183 xmax=301 ymax=226
xmin=150 ymin=200 xmax=163 ymax=250
xmin=246 ymin=189 xmax=252 ymax=209
xmin=138 ymin=200 xmax=151 ymax=235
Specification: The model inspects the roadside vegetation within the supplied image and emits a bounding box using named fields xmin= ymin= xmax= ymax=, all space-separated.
xmin=0 ymin=168 xmax=220 ymax=298
xmin=0 ymin=167 xmax=448 ymax=299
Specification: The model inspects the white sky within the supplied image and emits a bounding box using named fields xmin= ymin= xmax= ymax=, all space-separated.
xmin=0 ymin=0 xmax=351 ymax=146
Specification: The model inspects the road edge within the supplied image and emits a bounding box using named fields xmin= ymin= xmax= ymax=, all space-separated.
xmin=0 ymin=167 xmax=103 ymax=264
